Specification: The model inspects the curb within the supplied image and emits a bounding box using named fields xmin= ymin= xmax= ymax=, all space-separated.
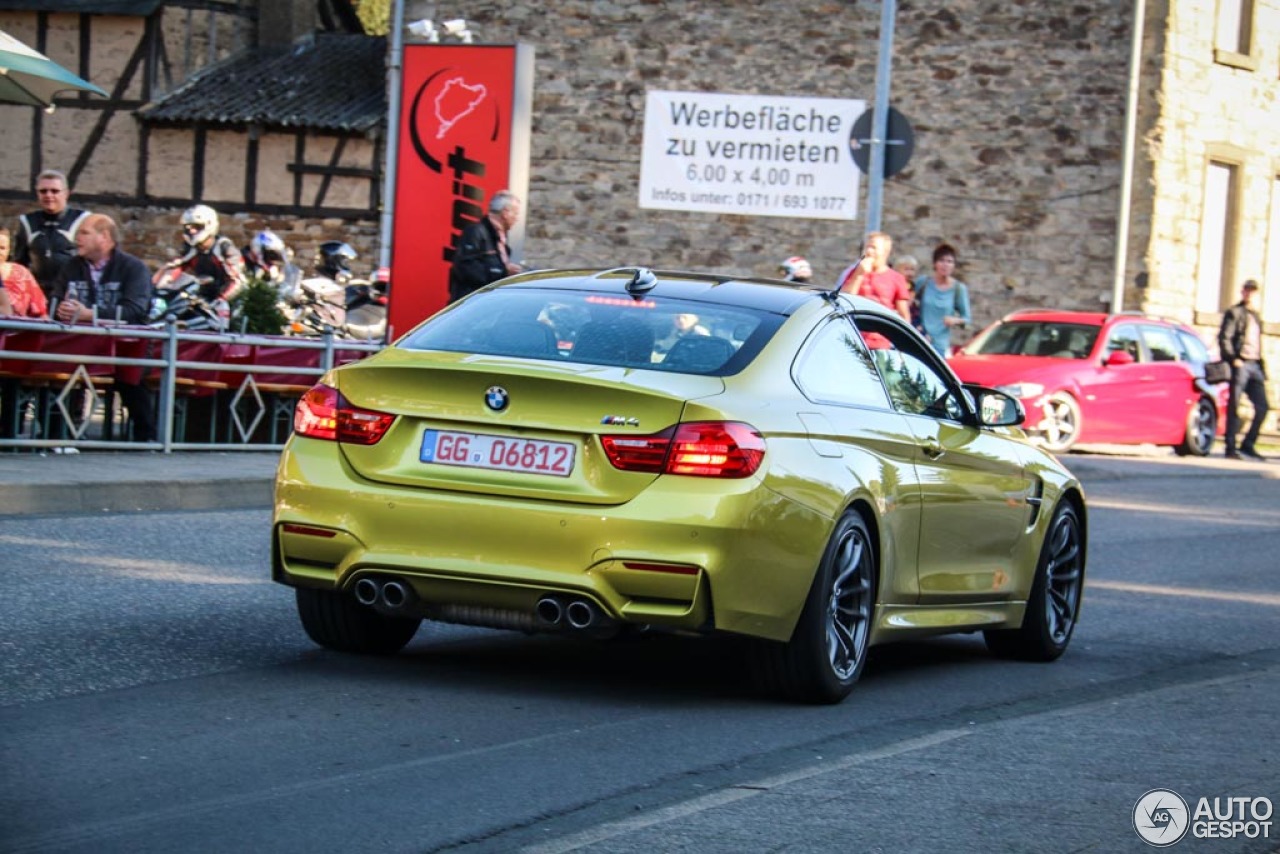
xmin=0 ymin=478 xmax=273 ymax=517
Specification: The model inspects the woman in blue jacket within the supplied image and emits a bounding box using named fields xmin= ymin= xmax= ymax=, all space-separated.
xmin=914 ymin=242 xmax=971 ymax=356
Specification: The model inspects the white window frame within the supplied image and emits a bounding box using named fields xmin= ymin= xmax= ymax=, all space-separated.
xmin=1214 ymin=0 xmax=1257 ymax=68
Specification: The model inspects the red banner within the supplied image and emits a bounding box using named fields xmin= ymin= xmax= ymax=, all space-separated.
xmin=388 ymin=44 xmax=530 ymax=338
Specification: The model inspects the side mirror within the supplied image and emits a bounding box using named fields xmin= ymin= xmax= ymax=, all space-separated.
xmin=966 ymin=385 xmax=1025 ymax=427
xmin=1105 ymin=349 xmax=1135 ymax=367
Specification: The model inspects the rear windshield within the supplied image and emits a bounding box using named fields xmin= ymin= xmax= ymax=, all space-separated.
xmin=965 ymin=321 xmax=1101 ymax=359
xmin=399 ymin=288 xmax=780 ymax=375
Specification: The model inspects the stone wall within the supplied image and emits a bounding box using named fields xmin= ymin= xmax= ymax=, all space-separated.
xmin=7 ymin=5 xmax=1279 ymax=334
xmin=5 ymin=1 xmax=1147 ymax=328
xmin=2 ymin=1 xmax=1139 ymax=329
xmin=5 ymin=0 xmax=1276 ymax=432
xmin=463 ymin=0 xmax=1135 ymax=338
xmin=0 ymin=199 xmax=381 ymax=281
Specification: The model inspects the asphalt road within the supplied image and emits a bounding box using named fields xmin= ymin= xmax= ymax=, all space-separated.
xmin=1 ymin=455 xmax=1278 ymax=853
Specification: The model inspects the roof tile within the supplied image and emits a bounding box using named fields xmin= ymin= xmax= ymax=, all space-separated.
xmin=139 ymin=33 xmax=386 ymax=134
xmin=0 ymin=2 xmax=163 ymax=13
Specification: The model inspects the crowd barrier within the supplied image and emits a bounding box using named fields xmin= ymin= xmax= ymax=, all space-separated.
xmin=0 ymin=317 xmax=383 ymax=452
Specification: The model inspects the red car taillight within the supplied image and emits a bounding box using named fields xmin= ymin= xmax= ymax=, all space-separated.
xmin=293 ymin=383 xmax=395 ymax=445
xmin=602 ymin=421 xmax=765 ymax=478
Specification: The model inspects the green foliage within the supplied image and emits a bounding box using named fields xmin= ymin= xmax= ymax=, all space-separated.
xmin=231 ymin=276 xmax=290 ymax=335
xmin=354 ymin=0 xmax=390 ymax=35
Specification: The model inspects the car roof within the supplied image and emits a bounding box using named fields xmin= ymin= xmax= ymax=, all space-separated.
xmin=998 ymin=310 xmax=1110 ymax=326
xmin=496 ymin=268 xmax=837 ymax=315
xmin=999 ymin=309 xmax=1192 ymax=331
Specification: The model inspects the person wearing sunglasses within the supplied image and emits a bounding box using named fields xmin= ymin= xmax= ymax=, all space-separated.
xmin=10 ymin=169 xmax=91 ymax=299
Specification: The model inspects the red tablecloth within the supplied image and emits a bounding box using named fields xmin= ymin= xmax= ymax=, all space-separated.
xmin=0 ymin=328 xmax=119 ymax=378
xmin=241 ymin=343 xmax=323 ymax=388
xmin=2 ymin=326 xmax=372 ymax=390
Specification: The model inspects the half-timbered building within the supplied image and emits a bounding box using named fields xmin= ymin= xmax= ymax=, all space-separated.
xmin=0 ymin=0 xmax=384 ymax=271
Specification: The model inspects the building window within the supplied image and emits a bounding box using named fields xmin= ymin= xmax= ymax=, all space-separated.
xmin=1196 ymin=161 xmax=1239 ymax=314
xmin=1214 ymin=0 xmax=1257 ymax=68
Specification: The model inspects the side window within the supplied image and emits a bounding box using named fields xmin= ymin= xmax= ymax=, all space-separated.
xmin=855 ymin=315 xmax=966 ymax=422
xmin=1140 ymin=325 xmax=1181 ymax=362
xmin=794 ymin=316 xmax=892 ymax=410
xmin=1175 ymin=329 xmax=1210 ymax=364
xmin=1105 ymin=325 xmax=1143 ymax=361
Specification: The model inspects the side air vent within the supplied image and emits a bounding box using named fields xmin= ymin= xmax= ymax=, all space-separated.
xmin=1025 ymin=478 xmax=1045 ymax=528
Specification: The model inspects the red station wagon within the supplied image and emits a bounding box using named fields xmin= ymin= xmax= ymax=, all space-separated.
xmin=949 ymin=310 xmax=1227 ymax=454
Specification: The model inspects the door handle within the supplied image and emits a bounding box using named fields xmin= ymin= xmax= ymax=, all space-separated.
xmin=921 ymin=439 xmax=944 ymax=459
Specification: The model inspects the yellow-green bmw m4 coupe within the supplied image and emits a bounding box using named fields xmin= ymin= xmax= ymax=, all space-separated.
xmin=272 ymin=268 xmax=1087 ymax=703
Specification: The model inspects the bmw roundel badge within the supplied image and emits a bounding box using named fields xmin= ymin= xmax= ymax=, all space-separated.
xmin=484 ymin=386 xmax=509 ymax=412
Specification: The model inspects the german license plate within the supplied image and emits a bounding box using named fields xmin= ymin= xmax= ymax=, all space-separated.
xmin=420 ymin=429 xmax=575 ymax=477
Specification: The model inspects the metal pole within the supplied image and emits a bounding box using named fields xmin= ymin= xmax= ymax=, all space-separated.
xmin=1111 ymin=0 xmax=1146 ymax=313
xmin=378 ymin=0 xmax=407 ymax=271
xmin=161 ymin=318 xmax=179 ymax=453
xmin=865 ymin=0 xmax=897 ymax=233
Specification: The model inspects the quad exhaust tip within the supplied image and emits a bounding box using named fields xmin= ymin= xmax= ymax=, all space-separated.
xmin=352 ymin=577 xmax=414 ymax=610
xmin=565 ymin=599 xmax=597 ymax=630
xmin=535 ymin=596 xmax=564 ymax=627
xmin=353 ymin=577 xmax=380 ymax=606
xmin=381 ymin=580 xmax=409 ymax=609
xmin=537 ymin=595 xmax=608 ymax=632
xmin=359 ymin=585 xmax=606 ymax=631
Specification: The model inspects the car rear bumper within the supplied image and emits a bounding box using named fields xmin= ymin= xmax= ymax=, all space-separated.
xmin=272 ymin=439 xmax=832 ymax=642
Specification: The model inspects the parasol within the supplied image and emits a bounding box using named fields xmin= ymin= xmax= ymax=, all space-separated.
xmin=0 ymin=28 xmax=108 ymax=109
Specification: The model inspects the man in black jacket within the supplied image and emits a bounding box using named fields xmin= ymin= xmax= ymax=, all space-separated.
xmin=11 ymin=169 xmax=91 ymax=298
xmin=447 ymin=190 xmax=524 ymax=303
xmin=50 ymin=214 xmax=157 ymax=442
xmin=1217 ymin=279 xmax=1270 ymax=460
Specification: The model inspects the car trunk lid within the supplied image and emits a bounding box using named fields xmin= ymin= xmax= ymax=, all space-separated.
xmin=331 ymin=349 xmax=724 ymax=505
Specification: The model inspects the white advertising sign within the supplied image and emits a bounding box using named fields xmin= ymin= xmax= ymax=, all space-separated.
xmin=639 ymin=90 xmax=865 ymax=221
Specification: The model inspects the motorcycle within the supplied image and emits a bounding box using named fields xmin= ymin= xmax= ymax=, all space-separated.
xmin=284 ymin=273 xmax=387 ymax=342
xmin=342 ymin=275 xmax=389 ymax=341
xmin=148 ymin=272 xmax=229 ymax=332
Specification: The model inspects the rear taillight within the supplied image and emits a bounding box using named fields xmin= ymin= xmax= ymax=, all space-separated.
xmin=601 ymin=427 xmax=674 ymax=473
xmin=294 ymin=383 xmax=395 ymax=445
xmin=602 ymin=421 xmax=764 ymax=478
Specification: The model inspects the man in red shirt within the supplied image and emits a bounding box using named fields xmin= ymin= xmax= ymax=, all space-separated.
xmin=837 ymin=231 xmax=912 ymax=322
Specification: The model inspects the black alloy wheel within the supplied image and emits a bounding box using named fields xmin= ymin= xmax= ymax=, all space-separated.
xmin=750 ymin=512 xmax=877 ymax=704
xmin=985 ymin=502 xmax=1085 ymax=661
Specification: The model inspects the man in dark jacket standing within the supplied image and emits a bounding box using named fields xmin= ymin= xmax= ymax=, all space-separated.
xmin=1217 ymin=279 xmax=1270 ymax=460
xmin=50 ymin=214 xmax=157 ymax=442
xmin=11 ymin=169 xmax=91 ymax=298
xmin=447 ymin=190 xmax=523 ymax=303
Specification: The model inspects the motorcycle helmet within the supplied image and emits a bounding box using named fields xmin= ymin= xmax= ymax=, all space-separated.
xmin=180 ymin=204 xmax=219 ymax=247
xmin=779 ymin=256 xmax=812 ymax=283
xmin=317 ymin=240 xmax=358 ymax=281
xmin=248 ymin=230 xmax=288 ymax=268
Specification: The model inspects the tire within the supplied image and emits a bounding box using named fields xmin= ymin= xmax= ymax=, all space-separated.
xmin=1037 ymin=393 xmax=1081 ymax=453
xmin=750 ymin=512 xmax=877 ymax=704
xmin=1175 ymin=397 xmax=1215 ymax=457
xmin=985 ymin=502 xmax=1085 ymax=661
xmin=295 ymin=586 xmax=421 ymax=654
